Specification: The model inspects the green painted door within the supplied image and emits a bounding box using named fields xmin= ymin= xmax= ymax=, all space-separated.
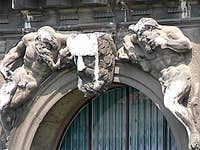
xmin=59 ymin=87 xmax=176 ymax=150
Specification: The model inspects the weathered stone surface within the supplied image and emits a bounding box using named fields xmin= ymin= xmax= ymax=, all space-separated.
xmin=120 ymin=17 xmax=200 ymax=149
xmin=0 ymin=26 xmax=117 ymax=149
xmin=66 ymin=32 xmax=116 ymax=96
xmin=0 ymin=26 xmax=71 ymax=149
xmin=1 ymin=18 xmax=200 ymax=150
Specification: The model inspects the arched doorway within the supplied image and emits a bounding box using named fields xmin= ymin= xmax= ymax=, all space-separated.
xmin=8 ymin=62 xmax=187 ymax=150
xmin=59 ymin=87 xmax=177 ymax=150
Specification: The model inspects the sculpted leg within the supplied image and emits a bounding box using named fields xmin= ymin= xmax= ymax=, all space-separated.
xmin=0 ymin=74 xmax=37 ymax=141
xmin=0 ymin=82 xmax=17 ymax=110
xmin=0 ymin=81 xmax=17 ymax=148
xmin=9 ymin=80 xmax=38 ymax=108
xmin=163 ymin=79 xmax=200 ymax=149
xmin=164 ymin=80 xmax=191 ymax=135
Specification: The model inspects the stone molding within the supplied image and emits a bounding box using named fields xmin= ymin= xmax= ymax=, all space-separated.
xmin=7 ymin=62 xmax=187 ymax=150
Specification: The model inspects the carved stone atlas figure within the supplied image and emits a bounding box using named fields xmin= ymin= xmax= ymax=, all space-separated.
xmin=120 ymin=17 xmax=200 ymax=149
xmin=0 ymin=26 xmax=116 ymax=149
xmin=0 ymin=26 xmax=71 ymax=148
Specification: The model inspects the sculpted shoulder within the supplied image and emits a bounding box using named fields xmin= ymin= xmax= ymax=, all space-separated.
xmin=161 ymin=25 xmax=180 ymax=32
xmin=55 ymin=32 xmax=68 ymax=49
xmin=22 ymin=32 xmax=36 ymax=46
xmin=160 ymin=25 xmax=189 ymax=39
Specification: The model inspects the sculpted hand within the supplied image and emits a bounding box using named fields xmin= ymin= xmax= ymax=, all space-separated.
xmin=0 ymin=67 xmax=13 ymax=80
xmin=39 ymin=53 xmax=57 ymax=70
xmin=138 ymin=35 xmax=154 ymax=53
xmin=148 ymin=36 xmax=167 ymax=49
xmin=18 ymin=80 xmax=27 ymax=88
xmin=128 ymin=47 xmax=140 ymax=63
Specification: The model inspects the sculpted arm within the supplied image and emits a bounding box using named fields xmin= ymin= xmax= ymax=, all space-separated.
xmin=123 ymin=34 xmax=136 ymax=50
xmin=122 ymin=34 xmax=139 ymax=61
xmin=150 ymin=26 xmax=192 ymax=53
xmin=39 ymin=33 xmax=72 ymax=70
xmin=0 ymin=40 xmax=26 ymax=69
xmin=55 ymin=32 xmax=68 ymax=49
xmin=54 ymin=33 xmax=74 ymax=68
xmin=0 ymin=39 xmax=26 ymax=79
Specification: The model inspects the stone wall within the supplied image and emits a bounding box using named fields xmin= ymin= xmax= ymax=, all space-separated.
xmin=0 ymin=0 xmax=200 ymax=59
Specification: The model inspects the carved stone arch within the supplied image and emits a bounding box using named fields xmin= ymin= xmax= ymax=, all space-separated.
xmin=8 ymin=62 xmax=188 ymax=150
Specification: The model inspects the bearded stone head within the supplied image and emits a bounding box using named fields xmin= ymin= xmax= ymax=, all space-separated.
xmin=129 ymin=18 xmax=159 ymax=35
xmin=35 ymin=26 xmax=58 ymax=52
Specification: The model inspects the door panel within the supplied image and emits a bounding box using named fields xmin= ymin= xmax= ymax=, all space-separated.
xmin=59 ymin=87 xmax=177 ymax=150
xmin=92 ymin=88 xmax=126 ymax=150
xmin=60 ymin=107 xmax=89 ymax=150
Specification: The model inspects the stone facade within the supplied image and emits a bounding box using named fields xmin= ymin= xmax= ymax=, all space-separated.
xmin=0 ymin=0 xmax=200 ymax=55
xmin=0 ymin=1 xmax=200 ymax=150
